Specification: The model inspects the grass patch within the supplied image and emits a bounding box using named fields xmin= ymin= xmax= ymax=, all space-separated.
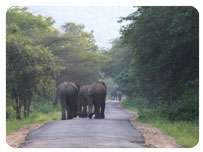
xmin=6 ymin=100 xmax=62 ymax=135
xmin=6 ymin=111 xmax=61 ymax=135
xmin=121 ymin=99 xmax=199 ymax=148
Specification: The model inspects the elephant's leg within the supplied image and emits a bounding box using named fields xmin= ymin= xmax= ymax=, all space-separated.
xmin=67 ymin=105 xmax=73 ymax=119
xmin=94 ymin=103 xmax=101 ymax=119
xmin=61 ymin=106 xmax=66 ymax=120
xmin=78 ymin=102 xmax=83 ymax=118
xmin=101 ymin=101 xmax=105 ymax=119
xmin=73 ymin=103 xmax=78 ymax=118
xmin=78 ymin=95 xmax=83 ymax=118
xmin=73 ymin=96 xmax=78 ymax=118
xmin=66 ymin=100 xmax=72 ymax=119
xmin=60 ymin=99 xmax=66 ymax=120
xmin=66 ymin=96 xmax=75 ymax=119
xmin=83 ymin=104 xmax=87 ymax=118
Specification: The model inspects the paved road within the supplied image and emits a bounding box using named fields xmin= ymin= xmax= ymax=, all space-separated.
xmin=22 ymin=101 xmax=144 ymax=148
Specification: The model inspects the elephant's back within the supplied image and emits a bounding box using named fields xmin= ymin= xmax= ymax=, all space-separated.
xmin=58 ymin=84 xmax=78 ymax=97
xmin=92 ymin=84 xmax=106 ymax=97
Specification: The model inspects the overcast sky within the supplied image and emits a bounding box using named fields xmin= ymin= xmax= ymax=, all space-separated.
xmin=28 ymin=6 xmax=135 ymax=49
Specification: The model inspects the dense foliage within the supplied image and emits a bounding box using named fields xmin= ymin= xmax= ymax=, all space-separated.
xmin=103 ymin=7 xmax=199 ymax=121
xmin=7 ymin=6 xmax=199 ymax=123
xmin=6 ymin=7 xmax=110 ymax=119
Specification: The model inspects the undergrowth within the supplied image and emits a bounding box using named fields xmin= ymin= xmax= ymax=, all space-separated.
xmin=121 ymin=98 xmax=199 ymax=148
xmin=6 ymin=101 xmax=61 ymax=135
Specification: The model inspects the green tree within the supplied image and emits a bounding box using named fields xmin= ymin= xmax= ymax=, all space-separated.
xmin=6 ymin=7 xmax=62 ymax=119
xmin=7 ymin=7 xmax=111 ymax=120
xmin=104 ymin=6 xmax=199 ymax=121
xmin=49 ymin=22 xmax=110 ymax=85
xmin=102 ymin=39 xmax=136 ymax=96
xmin=120 ymin=7 xmax=198 ymax=106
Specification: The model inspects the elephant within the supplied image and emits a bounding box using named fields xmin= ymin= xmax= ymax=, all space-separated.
xmin=116 ymin=90 xmax=122 ymax=101
xmin=110 ymin=89 xmax=117 ymax=100
xmin=78 ymin=85 xmax=91 ymax=118
xmin=54 ymin=80 xmax=80 ymax=120
xmin=87 ymin=82 xmax=107 ymax=119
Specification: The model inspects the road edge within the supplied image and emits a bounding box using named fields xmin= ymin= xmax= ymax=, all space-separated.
xmin=117 ymin=103 xmax=181 ymax=148
xmin=6 ymin=120 xmax=52 ymax=148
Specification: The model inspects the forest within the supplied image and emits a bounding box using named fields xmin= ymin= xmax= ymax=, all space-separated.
xmin=103 ymin=6 xmax=199 ymax=122
xmin=6 ymin=7 xmax=110 ymax=120
xmin=6 ymin=6 xmax=199 ymax=147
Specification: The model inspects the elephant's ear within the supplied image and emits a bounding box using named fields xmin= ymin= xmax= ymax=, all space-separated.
xmin=87 ymin=86 xmax=94 ymax=95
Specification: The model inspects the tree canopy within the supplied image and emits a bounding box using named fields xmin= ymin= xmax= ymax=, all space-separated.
xmin=6 ymin=7 xmax=110 ymax=119
xmin=6 ymin=6 xmax=199 ymax=122
xmin=103 ymin=6 xmax=199 ymax=121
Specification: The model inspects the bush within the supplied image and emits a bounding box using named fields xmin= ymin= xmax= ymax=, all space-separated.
xmin=6 ymin=96 xmax=61 ymax=120
xmin=168 ymin=88 xmax=199 ymax=121
xmin=6 ymin=106 xmax=16 ymax=119
xmin=122 ymin=93 xmax=199 ymax=122
xmin=32 ymin=99 xmax=60 ymax=114
xmin=121 ymin=98 xmax=199 ymax=147
xmin=6 ymin=97 xmax=16 ymax=119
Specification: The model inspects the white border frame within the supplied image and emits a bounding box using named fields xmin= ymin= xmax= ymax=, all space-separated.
xmin=0 ymin=1 xmax=202 ymax=152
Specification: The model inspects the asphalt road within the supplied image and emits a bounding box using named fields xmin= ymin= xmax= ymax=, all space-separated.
xmin=22 ymin=101 xmax=144 ymax=148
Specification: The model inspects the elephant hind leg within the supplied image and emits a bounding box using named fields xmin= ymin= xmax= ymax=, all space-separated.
xmin=82 ymin=105 xmax=88 ymax=118
xmin=60 ymin=98 xmax=66 ymax=120
xmin=61 ymin=107 xmax=66 ymax=120
xmin=78 ymin=103 xmax=83 ymax=118
xmin=66 ymin=95 xmax=77 ymax=119
xmin=94 ymin=103 xmax=102 ymax=119
xmin=101 ymin=101 xmax=105 ymax=119
xmin=67 ymin=106 xmax=73 ymax=119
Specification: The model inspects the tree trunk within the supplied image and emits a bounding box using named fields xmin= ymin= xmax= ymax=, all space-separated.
xmin=27 ymin=97 xmax=32 ymax=117
xmin=14 ymin=93 xmax=21 ymax=120
xmin=23 ymin=99 xmax=27 ymax=118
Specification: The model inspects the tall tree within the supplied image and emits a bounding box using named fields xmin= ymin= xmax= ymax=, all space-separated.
xmin=6 ymin=7 xmax=111 ymax=119
xmin=120 ymin=7 xmax=199 ymax=105
xmin=103 ymin=7 xmax=199 ymax=120
xmin=49 ymin=22 xmax=110 ymax=85
xmin=6 ymin=7 xmax=62 ymax=119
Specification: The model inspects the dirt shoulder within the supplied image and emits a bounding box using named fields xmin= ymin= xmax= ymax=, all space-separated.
xmin=118 ymin=104 xmax=181 ymax=148
xmin=6 ymin=121 xmax=51 ymax=148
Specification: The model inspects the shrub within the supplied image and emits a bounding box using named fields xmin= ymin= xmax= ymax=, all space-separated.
xmin=168 ymin=88 xmax=199 ymax=121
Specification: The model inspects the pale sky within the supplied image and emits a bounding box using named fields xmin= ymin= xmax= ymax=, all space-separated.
xmin=28 ymin=6 xmax=135 ymax=49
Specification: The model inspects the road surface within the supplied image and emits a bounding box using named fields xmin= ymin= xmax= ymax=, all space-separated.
xmin=22 ymin=101 xmax=144 ymax=148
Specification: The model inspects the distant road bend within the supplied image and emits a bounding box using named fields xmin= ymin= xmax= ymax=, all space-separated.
xmin=22 ymin=101 xmax=144 ymax=148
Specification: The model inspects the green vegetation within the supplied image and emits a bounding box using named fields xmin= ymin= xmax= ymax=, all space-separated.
xmin=106 ymin=7 xmax=199 ymax=147
xmin=103 ymin=6 xmax=199 ymax=121
xmin=6 ymin=111 xmax=61 ymax=135
xmin=6 ymin=7 xmax=110 ymax=120
xmin=7 ymin=6 xmax=199 ymax=147
xmin=121 ymin=99 xmax=199 ymax=147
xmin=6 ymin=101 xmax=61 ymax=135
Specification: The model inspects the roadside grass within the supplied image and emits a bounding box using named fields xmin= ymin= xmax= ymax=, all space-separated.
xmin=121 ymin=99 xmax=199 ymax=148
xmin=6 ymin=111 xmax=61 ymax=135
xmin=6 ymin=100 xmax=62 ymax=135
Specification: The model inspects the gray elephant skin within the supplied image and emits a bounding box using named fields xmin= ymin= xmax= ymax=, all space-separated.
xmin=110 ymin=89 xmax=117 ymax=100
xmin=87 ymin=82 xmax=107 ymax=119
xmin=116 ymin=90 xmax=122 ymax=101
xmin=54 ymin=81 xmax=80 ymax=120
xmin=78 ymin=85 xmax=90 ymax=118
xmin=110 ymin=90 xmax=122 ymax=101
